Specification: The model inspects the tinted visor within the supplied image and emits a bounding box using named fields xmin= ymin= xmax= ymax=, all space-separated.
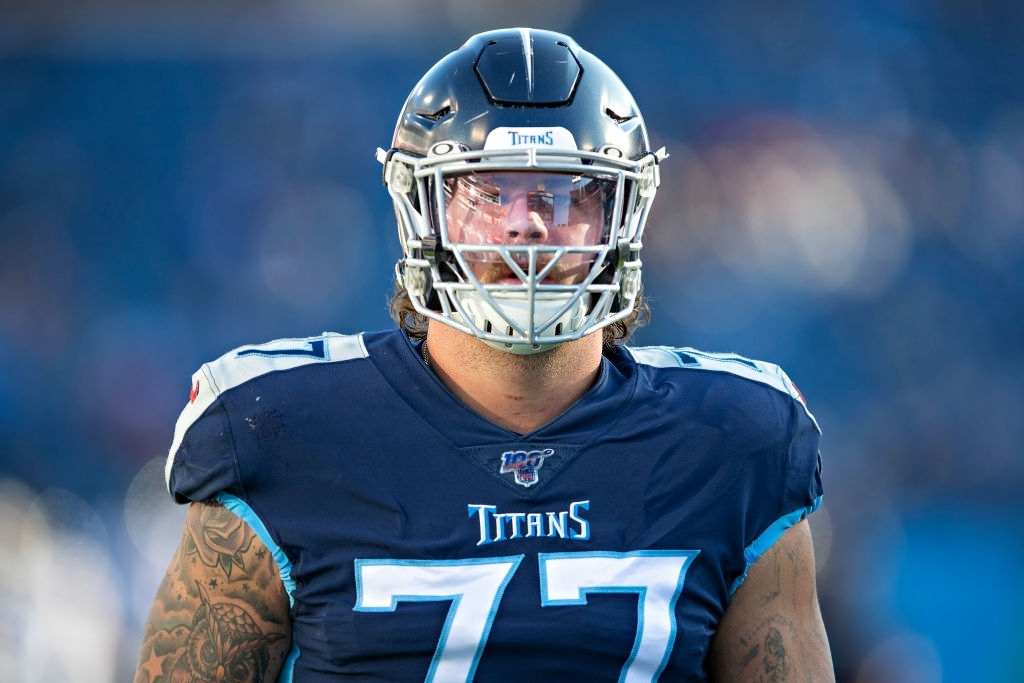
xmin=444 ymin=172 xmax=616 ymax=246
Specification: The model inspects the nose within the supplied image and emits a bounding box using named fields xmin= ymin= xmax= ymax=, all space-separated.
xmin=503 ymin=196 xmax=549 ymax=243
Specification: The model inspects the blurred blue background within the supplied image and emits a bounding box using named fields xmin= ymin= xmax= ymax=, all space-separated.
xmin=1 ymin=2 xmax=1022 ymax=681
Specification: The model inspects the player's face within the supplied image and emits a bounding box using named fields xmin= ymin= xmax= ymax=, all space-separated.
xmin=443 ymin=172 xmax=615 ymax=285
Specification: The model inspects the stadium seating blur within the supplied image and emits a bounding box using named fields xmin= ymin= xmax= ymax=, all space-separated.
xmin=1 ymin=2 xmax=1021 ymax=680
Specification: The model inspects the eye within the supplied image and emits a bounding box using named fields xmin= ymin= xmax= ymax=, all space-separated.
xmin=231 ymin=660 xmax=252 ymax=678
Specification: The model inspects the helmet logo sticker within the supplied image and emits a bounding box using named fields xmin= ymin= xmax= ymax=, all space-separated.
xmin=506 ymin=130 xmax=553 ymax=146
xmin=484 ymin=126 xmax=578 ymax=151
xmin=499 ymin=448 xmax=554 ymax=487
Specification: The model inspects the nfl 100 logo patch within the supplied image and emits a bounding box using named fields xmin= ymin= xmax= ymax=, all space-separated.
xmin=499 ymin=448 xmax=554 ymax=487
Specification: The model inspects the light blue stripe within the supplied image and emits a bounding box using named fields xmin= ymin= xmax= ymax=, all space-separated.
xmin=216 ymin=492 xmax=297 ymax=603
xmin=729 ymin=495 xmax=823 ymax=596
xmin=216 ymin=493 xmax=301 ymax=682
xmin=278 ymin=642 xmax=301 ymax=683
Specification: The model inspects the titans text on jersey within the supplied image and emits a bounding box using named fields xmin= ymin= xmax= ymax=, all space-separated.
xmin=468 ymin=499 xmax=591 ymax=546
xmin=165 ymin=328 xmax=822 ymax=683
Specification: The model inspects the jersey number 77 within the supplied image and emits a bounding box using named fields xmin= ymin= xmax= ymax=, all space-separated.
xmin=354 ymin=550 xmax=699 ymax=683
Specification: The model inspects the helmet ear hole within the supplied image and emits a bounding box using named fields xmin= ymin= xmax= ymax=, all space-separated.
xmin=598 ymin=144 xmax=625 ymax=158
xmin=428 ymin=140 xmax=468 ymax=157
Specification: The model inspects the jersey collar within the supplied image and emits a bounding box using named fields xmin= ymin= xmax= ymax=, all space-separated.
xmin=365 ymin=328 xmax=638 ymax=448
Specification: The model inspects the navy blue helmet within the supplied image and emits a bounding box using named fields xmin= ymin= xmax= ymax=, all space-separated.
xmin=379 ymin=29 xmax=667 ymax=353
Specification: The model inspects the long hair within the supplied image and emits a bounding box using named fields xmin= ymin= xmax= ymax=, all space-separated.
xmin=388 ymin=284 xmax=650 ymax=348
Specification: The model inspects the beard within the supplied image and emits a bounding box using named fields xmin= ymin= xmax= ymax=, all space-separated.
xmin=468 ymin=255 xmax=594 ymax=285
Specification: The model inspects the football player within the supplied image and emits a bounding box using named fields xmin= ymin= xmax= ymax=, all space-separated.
xmin=136 ymin=28 xmax=834 ymax=682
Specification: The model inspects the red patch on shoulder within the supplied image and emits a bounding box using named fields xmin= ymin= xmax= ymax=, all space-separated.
xmin=189 ymin=379 xmax=200 ymax=403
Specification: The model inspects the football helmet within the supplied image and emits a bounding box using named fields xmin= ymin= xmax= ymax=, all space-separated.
xmin=379 ymin=28 xmax=666 ymax=354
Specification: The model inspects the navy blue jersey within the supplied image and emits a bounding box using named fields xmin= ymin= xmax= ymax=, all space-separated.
xmin=165 ymin=328 xmax=822 ymax=683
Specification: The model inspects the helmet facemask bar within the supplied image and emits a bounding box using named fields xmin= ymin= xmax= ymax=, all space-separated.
xmin=382 ymin=145 xmax=663 ymax=352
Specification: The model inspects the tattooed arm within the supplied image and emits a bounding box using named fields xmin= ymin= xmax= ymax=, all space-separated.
xmin=708 ymin=520 xmax=835 ymax=682
xmin=134 ymin=501 xmax=292 ymax=683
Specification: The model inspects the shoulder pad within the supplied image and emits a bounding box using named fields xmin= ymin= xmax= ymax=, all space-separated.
xmin=165 ymin=332 xmax=368 ymax=490
xmin=625 ymin=345 xmax=819 ymax=432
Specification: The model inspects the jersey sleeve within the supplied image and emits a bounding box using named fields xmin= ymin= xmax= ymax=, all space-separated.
xmin=164 ymin=364 xmax=242 ymax=504
xmin=782 ymin=400 xmax=823 ymax=521
xmin=729 ymin=371 xmax=823 ymax=596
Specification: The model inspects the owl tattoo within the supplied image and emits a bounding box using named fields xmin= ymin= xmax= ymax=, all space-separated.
xmin=165 ymin=581 xmax=285 ymax=683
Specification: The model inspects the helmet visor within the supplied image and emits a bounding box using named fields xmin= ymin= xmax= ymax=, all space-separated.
xmin=442 ymin=171 xmax=616 ymax=285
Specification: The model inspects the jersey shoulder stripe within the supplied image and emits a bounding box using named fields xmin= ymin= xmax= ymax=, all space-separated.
xmin=624 ymin=345 xmax=819 ymax=433
xmin=164 ymin=332 xmax=368 ymax=492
